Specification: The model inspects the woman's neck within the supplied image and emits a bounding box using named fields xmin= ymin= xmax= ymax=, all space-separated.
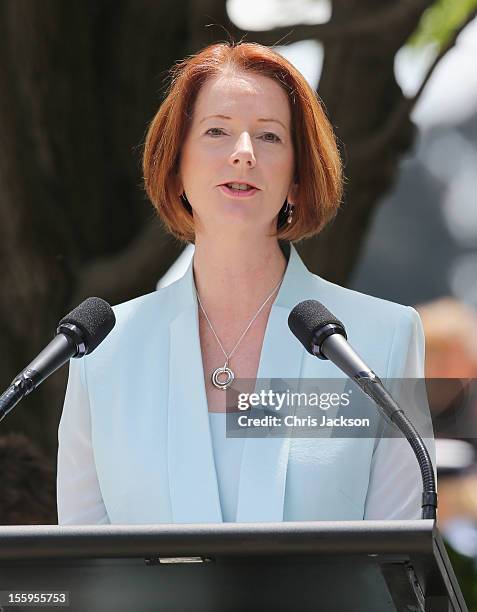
xmin=192 ymin=234 xmax=287 ymax=320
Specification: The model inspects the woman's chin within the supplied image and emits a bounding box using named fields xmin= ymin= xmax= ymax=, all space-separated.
xmin=208 ymin=202 xmax=258 ymax=225
xmin=195 ymin=200 xmax=278 ymax=234
xmin=216 ymin=210 xmax=275 ymax=233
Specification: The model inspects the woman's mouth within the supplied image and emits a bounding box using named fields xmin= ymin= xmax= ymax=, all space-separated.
xmin=219 ymin=184 xmax=259 ymax=198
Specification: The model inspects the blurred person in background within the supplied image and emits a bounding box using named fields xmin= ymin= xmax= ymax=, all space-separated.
xmin=419 ymin=297 xmax=477 ymax=381
xmin=417 ymin=297 xmax=477 ymax=608
xmin=417 ymin=297 xmax=477 ymax=527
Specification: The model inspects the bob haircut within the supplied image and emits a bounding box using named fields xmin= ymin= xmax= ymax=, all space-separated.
xmin=143 ymin=40 xmax=343 ymax=243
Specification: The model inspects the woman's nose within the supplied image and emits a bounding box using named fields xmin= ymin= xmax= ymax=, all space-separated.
xmin=229 ymin=132 xmax=256 ymax=167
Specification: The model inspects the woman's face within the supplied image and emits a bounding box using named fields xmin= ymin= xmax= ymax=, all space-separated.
xmin=176 ymin=70 xmax=298 ymax=236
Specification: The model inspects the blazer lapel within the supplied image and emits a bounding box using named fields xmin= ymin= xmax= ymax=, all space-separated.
xmin=167 ymin=264 xmax=223 ymax=523
xmin=167 ymin=243 xmax=316 ymax=524
xmin=236 ymin=244 xmax=314 ymax=522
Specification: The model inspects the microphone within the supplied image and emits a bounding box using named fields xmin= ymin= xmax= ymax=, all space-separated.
xmin=0 ymin=297 xmax=115 ymax=422
xmin=288 ymin=299 xmax=437 ymax=520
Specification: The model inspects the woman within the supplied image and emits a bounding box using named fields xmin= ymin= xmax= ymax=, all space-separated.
xmin=57 ymin=41 xmax=435 ymax=525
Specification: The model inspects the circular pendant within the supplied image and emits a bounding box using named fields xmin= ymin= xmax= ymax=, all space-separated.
xmin=212 ymin=365 xmax=235 ymax=390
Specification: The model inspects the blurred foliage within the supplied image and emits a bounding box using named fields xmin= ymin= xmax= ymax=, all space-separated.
xmin=445 ymin=540 xmax=477 ymax=611
xmin=409 ymin=0 xmax=477 ymax=49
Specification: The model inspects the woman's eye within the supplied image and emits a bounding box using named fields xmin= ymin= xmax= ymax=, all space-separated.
xmin=205 ymin=128 xmax=225 ymax=136
xmin=262 ymin=132 xmax=281 ymax=143
xmin=205 ymin=128 xmax=281 ymax=143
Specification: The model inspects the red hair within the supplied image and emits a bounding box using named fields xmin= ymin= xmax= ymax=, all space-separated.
xmin=143 ymin=41 xmax=342 ymax=243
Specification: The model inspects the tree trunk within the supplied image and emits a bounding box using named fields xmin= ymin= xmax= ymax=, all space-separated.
xmin=0 ymin=0 xmax=191 ymax=460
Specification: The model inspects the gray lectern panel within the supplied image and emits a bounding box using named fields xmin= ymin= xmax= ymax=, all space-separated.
xmin=0 ymin=556 xmax=411 ymax=612
xmin=0 ymin=521 xmax=467 ymax=612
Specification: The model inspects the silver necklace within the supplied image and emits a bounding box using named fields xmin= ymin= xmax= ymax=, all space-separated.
xmin=196 ymin=277 xmax=283 ymax=390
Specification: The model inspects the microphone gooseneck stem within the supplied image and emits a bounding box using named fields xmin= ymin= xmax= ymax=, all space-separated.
xmin=0 ymin=333 xmax=78 ymax=423
xmin=358 ymin=376 xmax=437 ymax=520
xmin=0 ymin=369 xmax=37 ymax=422
xmin=320 ymin=332 xmax=437 ymax=520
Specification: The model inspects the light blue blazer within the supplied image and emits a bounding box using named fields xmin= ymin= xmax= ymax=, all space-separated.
xmin=57 ymin=243 xmax=435 ymax=525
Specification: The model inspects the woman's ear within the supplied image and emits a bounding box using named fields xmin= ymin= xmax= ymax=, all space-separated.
xmin=288 ymin=180 xmax=299 ymax=204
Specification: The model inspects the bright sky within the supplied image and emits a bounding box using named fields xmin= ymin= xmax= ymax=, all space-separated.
xmin=397 ymin=16 xmax=477 ymax=128
xmin=227 ymin=0 xmax=477 ymax=129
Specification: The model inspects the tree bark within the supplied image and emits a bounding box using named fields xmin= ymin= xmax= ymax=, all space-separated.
xmin=0 ymin=0 xmax=191 ymax=458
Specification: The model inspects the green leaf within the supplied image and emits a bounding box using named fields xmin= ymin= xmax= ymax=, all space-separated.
xmin=409 ymin=0 xmax=477 ymax=50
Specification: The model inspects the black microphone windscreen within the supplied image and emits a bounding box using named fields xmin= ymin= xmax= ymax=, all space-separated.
xmin=58 ymin=297 xmax=116 ymax=354
xmin=288 ymin=299 xmax=344 ymax=354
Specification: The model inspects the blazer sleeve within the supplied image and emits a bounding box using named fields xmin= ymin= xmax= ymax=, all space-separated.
xmin=364 ymin=306 xmax=437 ymax=520
xmin=56 ymin=357 xmax=110 ymax=525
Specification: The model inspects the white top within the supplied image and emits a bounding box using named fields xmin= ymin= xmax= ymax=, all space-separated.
xmin=208 ymin=412 xmax=245 ymax=521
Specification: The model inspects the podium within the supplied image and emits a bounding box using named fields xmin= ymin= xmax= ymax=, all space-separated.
xmin=0 ymin=520 xmax=467 ymax=611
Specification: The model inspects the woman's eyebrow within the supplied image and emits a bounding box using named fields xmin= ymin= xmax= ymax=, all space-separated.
xmin=199 ymin=114 xmax=287 ymax=130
